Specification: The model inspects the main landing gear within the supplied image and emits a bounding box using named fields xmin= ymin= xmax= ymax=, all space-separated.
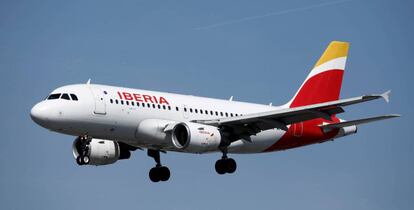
xmin=215 ymin=147 xmax=237 ymax=175
xmin=147 ymin=149 xmax=170 ymax=182
xmin=76 ymin=136 xmax=91 ymax=165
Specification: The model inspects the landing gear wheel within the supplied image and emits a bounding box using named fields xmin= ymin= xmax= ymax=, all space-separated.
xmin=159 ymin=166 xmax=170 ymax=181
xmin=226 ymin=158 xmax=237 ymax=174
xmin=76 ymin=156 xmax=84 ymax=165
xmin=215 ymin=159 xmax=227 ymax=175
xmin=149 ymin=166 xmax=171 ymax=182
xmin=82 ymin=155 xmax=90 ymax=165
xmin=149 ymin=167 xmax=160 ymax=182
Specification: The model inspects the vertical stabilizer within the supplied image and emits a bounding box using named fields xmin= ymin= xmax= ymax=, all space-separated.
xmin=286 ymin=41 xmax=349 ymax=108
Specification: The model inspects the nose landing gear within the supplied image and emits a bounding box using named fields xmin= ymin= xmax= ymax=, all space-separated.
xmin=76 ymin=136 xmax=91 ymax=165
xmin=147 ymin=149 xmax=170 ymax=182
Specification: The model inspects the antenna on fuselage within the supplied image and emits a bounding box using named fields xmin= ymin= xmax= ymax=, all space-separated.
xmin=229 ymin=96 xmax=233 ymax=101
xmin=86 ymin=79 xmax=91 ymax=85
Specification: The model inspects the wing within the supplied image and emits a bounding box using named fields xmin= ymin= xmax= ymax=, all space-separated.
xmin=319 ymin=114 xmax=400 ymax=132
xmin=193 ymin=91 xmax=393 ymax=142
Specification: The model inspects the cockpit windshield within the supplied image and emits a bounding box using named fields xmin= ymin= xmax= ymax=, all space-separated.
xmin=61 ymin=94 xmax=70 ymax=100
xmin=70 ymin=94 xmax=78 ymax=101
xmin=47 ymin=94 xmax=61 ymax=100
xmin=47 ymin=93 xmax=79 ymax=101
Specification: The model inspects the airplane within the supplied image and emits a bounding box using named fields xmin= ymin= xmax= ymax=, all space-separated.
xmin=30 ymin=41 xmax=400 ymax=182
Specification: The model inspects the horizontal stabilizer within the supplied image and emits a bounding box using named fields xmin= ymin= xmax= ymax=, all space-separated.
xmin=320 ymin=114 xmax=400 ymax=132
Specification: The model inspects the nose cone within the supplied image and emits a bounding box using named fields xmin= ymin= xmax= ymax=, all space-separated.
xmin=30 ymin=102 xmax=49 ymax=126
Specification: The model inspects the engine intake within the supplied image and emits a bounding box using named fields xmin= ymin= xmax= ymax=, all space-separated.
xmin=172 ymin=122 xmax=221 ymax=153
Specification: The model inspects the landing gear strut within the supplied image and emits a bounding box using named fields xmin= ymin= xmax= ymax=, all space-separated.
xmin=147 ymin=149 xmax=170 ymax=182
xmin=76 ymin=136 xmax=91 ymax=165
xmin=215 ymin=147 xmax=237 ymax=175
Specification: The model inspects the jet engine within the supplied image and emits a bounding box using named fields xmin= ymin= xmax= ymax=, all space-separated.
xmin=72 ymin=137 xmax=132 ymax=166
xmin=171 ymin=122 xmax=221 ymax=153
xmin=337 ymin=125 xmax=358 ymax=137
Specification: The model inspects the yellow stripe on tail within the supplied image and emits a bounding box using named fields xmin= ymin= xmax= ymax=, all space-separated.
xmin=314 ymin=41 xmax=349 ymax=68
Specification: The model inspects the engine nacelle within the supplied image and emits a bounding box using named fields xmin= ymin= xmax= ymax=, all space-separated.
xmin=171 ymin=122 xmax=221 ymax=153
xmin=336 ymin=125 xmax=358 ymax=137
xmin=72 ymin=138 xmax=131 ymax=166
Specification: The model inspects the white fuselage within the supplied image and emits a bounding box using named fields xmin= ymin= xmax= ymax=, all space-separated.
xmin=31 ymin=84 xmax=287 ymax=154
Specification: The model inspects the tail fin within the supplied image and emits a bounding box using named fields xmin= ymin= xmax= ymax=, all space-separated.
xmin=286 ymin=41 xmax=349 ymax=108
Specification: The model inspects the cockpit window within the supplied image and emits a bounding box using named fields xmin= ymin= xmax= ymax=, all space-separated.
xmin=48 ymin=94 xmax=61 ymax=100
xmin=61 ymin=94 xmax=70 ymax=100
xmin=70 ymin=94 xmax=78 ymax=101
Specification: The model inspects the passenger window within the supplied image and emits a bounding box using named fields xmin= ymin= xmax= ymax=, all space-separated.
xmin=121 ymin=100 xmax=124 ymax=105
xmin=210 ymin=111 xmax=213 ymax=115
xmin=126 ymin=101 xmax=129 ymax=105
xmin=205 ymin=110 xmax=208 ymax=115
xmin=70 ymin=94 xmax=78 ymax=101
xmin=220 ymin=112 xmax=223 ymax=116
xmin=116 ymin=100 xmax=119 ymax=104
xmin=147 ymin=103 xmax=150 ymax=108
xmin=168 ymin=106 xmax=171 ymax=110
xmin=152 ymin=104 xmax=155 ymax=108
xmin=131 ymin=101 xmax=135 ymax=106
xmin=110 ymin=99 xmax=113 ymax=104
xmin=195 ymin=109 xmax=198 ymax=113
xmin=190 ymin=108 xmax=193 ymax=113
xmin=230 ymin=113 xmax=233 ymax=117
xmin=142 ymin=103 xmax=145 ymax=107
xmin=137 ymin=102 xmax=140 ymax=107
xmin=176 ymin=107 xmax=179 ymax=111
xmin=163 ymin=105 xmax=166 ymax=110
xmin=225 ymin=112 xmax=228 ymax=117
xmin=48 ymin=94 xmax=61 ymax=100
xmin=61 ymin=94 xmax=70 ymax=100
xmin=158 ymin=104 xmax=161 ymax=109
xmin=184 ymin=108 xmax=187 ymax=112
xmin=200 ymin=110 xmax=203 ymax=114
xmin=215 ymin=111 xmax=218 ymax=116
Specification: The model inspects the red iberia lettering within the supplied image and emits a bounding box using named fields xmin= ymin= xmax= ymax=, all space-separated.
xmin=122 ymin=92 xmax=133 ymax=100
xmin=133 ymin=93 xmax=143 ymax=102
xmin=117 ymin=91 xmax=169 ymax=105
xmin=159 ymin=97 xmax=169 ymax=105
xmin=143 ymin=95 xmax=153 ymax=103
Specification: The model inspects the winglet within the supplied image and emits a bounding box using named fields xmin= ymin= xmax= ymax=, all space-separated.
xmin=381 ymin=90 xmax=391 ymax=103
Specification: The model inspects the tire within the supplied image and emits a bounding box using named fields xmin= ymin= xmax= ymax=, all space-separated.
xmin=82 ymin=155 xmax=90 ymax=165
xmin=215 ymin=159 xmax=226 ymax=175
xmin=76 ymin=156 xmax=83 ymax=165
xmin=226 ymin=158 xmax=237 ymax=174
xmin=149 ymin=167 xmax=160 ymax=182
xmin=159 ymin=166 xmax=170 ymax=181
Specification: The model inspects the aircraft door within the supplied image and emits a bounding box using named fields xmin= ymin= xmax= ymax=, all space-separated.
xmin=89 ymin=86 xmax=107 ymax=115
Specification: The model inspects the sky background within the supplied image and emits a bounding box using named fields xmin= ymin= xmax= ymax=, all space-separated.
xmin=1 ymin=0 xmax=413 ymax=209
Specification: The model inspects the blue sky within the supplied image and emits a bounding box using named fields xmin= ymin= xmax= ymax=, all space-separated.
xmin=1 ymin=0 xmax=413 ymax=209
